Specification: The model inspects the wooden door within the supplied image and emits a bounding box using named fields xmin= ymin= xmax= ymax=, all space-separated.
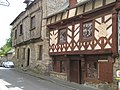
xmin=70 ymin=60 xmax=80 ymax=83
xmin=99 ymin=62 xmax=113 ymax=82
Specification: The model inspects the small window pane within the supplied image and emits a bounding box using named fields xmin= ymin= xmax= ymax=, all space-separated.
xmin=83 ymin=22 xmax=93 ymax=39
xmin=59 ymin=29 xmax=67 ymax=43
xmin=87 ymin=62 xmax=98 ymax=79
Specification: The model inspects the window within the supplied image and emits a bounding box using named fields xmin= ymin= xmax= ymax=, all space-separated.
xmin=60 ymin=61 xmax=66 ymax=73
xmin=17 ymin=49 xmax=19 ymax=59
xmin=23 ymin=48 xmax=25 ymax=59
xmin=38 ymin=45 xmax=42 ymax=60
xmin=87 ymin=62 xmax=98 ymax=79
xmin=31 ymin=16 xmax=36 ymax=30
xmin=15 ymin=30 xmax=17 ymax=39
xmin=20 ymin=24 xmax=23 ymax=35
xmin=83 ymin=21 xmax=93 ymax=39
xmin=59 ymin=28 xmax=67 ymax=43
xmin=52 ymin=60 xmax=66 ymax=73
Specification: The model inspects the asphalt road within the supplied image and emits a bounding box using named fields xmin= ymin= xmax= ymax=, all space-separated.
xmin=0 ymin=67 xmax=74 ymax=90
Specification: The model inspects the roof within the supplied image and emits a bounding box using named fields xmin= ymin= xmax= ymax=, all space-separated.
xmin=10 ymin=0 xmax=39 ymax=25
xmin=45 ymin=0 xmax=91 ymax=19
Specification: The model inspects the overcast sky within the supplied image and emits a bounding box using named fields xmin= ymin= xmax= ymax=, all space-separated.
xmin=0 ymin=0 xmax=26 ymax=48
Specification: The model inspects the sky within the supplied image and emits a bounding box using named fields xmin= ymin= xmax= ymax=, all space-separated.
xmin=0 ymin=0 xmax=26 ymax=48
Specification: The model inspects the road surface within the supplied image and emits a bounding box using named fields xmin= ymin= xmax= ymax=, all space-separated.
xmin=0 ymin=67 xmax=74 ymax=90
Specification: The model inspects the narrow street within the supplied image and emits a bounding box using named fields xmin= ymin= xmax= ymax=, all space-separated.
xmin=0 ymin=67 xmax=74 ymax=90
xmin=0 ymin=67 xmax=99 ymax=90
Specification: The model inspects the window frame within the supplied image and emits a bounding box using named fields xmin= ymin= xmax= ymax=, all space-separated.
xmin=30 ymin=16 xmax=36 ymax=30
xmin=58 ymin=28 xmax=67 ymax=44
xmin=22 ymin=48 xmax=25 ymax=59
xmin=82 ymin=21 xmax=93 ymax=40
xmin=37 ymin=45 xmax=42 ymax=60
xmin=17 ymin=49 xmax=19 ymax=59
xmin=19 ymin=24 xmax=23 ymax=35
xmin=86 ymin=60 xmax=98 ymax=80
xmin=15 ymin=30 xmax=17 ymax=39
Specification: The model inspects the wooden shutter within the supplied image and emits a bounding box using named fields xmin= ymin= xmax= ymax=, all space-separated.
xmin=98 ymin=62 xmax=113 ymax=83
xmin=52 ymin=60 xmax=61 ymax=73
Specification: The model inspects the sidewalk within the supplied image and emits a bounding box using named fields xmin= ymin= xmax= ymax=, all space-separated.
xmin=13 ymin=68 xmax=100 ymax=90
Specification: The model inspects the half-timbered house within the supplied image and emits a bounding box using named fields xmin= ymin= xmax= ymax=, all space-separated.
xmin=46 ymin=0 xmax=120 ymax=89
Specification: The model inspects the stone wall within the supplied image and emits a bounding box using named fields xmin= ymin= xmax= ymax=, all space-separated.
xmin=50 ymin=71 xmax=67 ymax=80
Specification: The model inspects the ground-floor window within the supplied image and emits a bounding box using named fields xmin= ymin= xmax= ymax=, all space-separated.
xmin=52 ymin=59 xmax=67 ymax=73
xmin=86 ymin=62 xmax=98 ymax=79
xmin=86 ymin=55 xmax=113 ymax=83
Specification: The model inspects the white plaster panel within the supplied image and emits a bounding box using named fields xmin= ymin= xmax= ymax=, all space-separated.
xmin=94 ymin=0 xmax=103 ymax=9
xmin=106 ymin=26 xmax=112 ymax=38
xmin=104 ymin=44 xmax=111 ymax=49
xmin=87 ymin=45 xmax=92 ymax=50
xmin=74 ymin=46 xmax=79 ymax=51
xmin=56 ymin=13 xmax=62 ymax=22
xmin=105 ymin=14 xmax=112 ymax=21
xmin=51 ymin=16 xmax=56 ymax=23
xmin=68 ymin=30 xmax=72 ymax=37
xmin=85 ymin=2 xmax=92 ymax=12
xmin=106 ymin=19 xmax=112 ymax=28
xmin=68 ymin=8 xmax=76 ymax=18
xmin=62 ymin=11 xmax=68 ymax=20
xmin=94 ymin=44 xmax=101 ymax=50
xmin=95 ymin=21 xmax=101 ymax=31
xmin=81 ymin=46 xmax=85 ymax=50
xmin=106 ymin=0 xmax=116 ymax=5
xmin=95 ymin=30 xmax=99 ymax=40
xmin=74 ymin=34 xmax=79 ymax=42
xmin=67 ymin=36 xmax=71 ymax=43
xmin=96 ymin=17 xmax=102 ymax=23
xmin=76 ymin=5 xmax=84 ymax=15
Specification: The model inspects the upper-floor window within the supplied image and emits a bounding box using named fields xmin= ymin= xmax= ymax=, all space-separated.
xmin=20 ymin=24 xmax=23 ymax=35
xmin=15 ymin=30 xmax=17 ymax=39
xmin=83 ymin=21 xmax=93 ymax=39
xmin=31 ymin=16 xmax=36 ymax=30
xmin=59 ymin=28 xmax=67 ymax=43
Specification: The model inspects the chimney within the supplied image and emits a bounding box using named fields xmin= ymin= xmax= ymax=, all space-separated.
xmin=23 ymin=0 xmax=33 ymax=7
xmin=69 ymin=0 xmax=77 ymax=8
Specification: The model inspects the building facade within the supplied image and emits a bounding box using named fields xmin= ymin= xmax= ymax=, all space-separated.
xmin=10 ymin=0 xmax=50 ymax=74
xmin=47 ymin=0 xmax=120 ymax=89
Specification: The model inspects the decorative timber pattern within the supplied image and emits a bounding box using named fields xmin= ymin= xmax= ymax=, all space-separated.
xmin=49 ymin=14 xmax=113 ymax=54
xmin=94 ymin=14 xmax=112 ymax=50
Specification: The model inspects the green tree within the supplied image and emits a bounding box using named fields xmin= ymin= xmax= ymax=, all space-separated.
xmin=0 ymin=31 xmax=12 ymax=56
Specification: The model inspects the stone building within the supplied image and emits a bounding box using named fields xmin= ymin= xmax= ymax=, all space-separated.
xmin=10 ymin=0 xmax=50 ymax=74
xmin=46 ymin=0 xmax=120 ymax=89
xmin=10 ymin=0 xmax=68 ymax=74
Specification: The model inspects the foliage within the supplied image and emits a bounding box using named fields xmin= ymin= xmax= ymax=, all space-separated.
xmin=0 ymin=34 xmax=12 ymax=56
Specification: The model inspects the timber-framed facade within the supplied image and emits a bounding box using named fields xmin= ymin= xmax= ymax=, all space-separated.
xmin=47 ymin=0 xmax=120 ymax=89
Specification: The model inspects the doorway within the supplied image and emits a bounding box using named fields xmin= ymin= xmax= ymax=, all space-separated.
xmin=70 ymin=60 xmax=82 ymax=84
xmin=27 ymin=48 xmax=30 ymax=66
